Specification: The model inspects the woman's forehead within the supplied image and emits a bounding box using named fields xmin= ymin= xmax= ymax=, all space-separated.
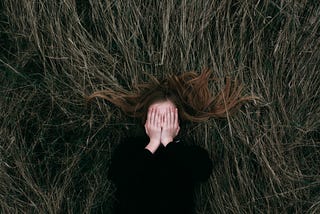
xmin=149 ymin=100 xmax=176 ymax=109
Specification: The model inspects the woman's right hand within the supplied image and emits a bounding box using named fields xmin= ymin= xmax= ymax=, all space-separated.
xmin=144 ymin=108 xmax=162 ymax=153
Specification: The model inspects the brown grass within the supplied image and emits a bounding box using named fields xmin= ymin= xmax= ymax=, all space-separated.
xmin=1 ymin=0 xmax=319 ymax=213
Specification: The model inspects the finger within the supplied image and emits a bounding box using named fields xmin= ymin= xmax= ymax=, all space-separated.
xmin=163 ymin=109 xmax=166 ymax=126
xmin=170 ymin=107 xmax=174 ymax=126
xmin=144 ymin=124 xmax=149 ymax=135
xmin=155 ymin=109 xmax=160 ymax=127
xmin=174 ymin=108 xmax=179 ymax=127
xmin=151 ymin=108 xmax=157 ymax=127
xmin=159 ymin=112 xmax=163 ymax=127
xmin=147 ymin=107 xmax=153 ymax=125
xmin=154 ymin=109 xmax=160 ymax=127
xmin=176 ymin=126 xmax=180 ymax=135
xmin=152 ymin=108 xmax=157 ymax=126
xmin=161 ymin=113 xmax=165 ymax=127
xmin=166 ymin=108 xmax=170 ymax=126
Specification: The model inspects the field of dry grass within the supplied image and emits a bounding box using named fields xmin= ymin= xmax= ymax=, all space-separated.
xmin=1 ymin=0 xmax=319 ymax=213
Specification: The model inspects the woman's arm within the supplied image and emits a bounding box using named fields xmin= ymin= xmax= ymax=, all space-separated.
xmin=108 ymin=107 xmax=162 ymax=185
xmin=164 ymin=141 xmax=213 ymax=182
xmin=107 ymin=137 xmax=154 ymax=186
xmin=160 ymin=107 xmax=213 ymax=182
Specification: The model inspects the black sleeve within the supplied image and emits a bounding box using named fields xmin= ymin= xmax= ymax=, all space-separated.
xmin=164 ymin=141 xmax=213 ymax=182
xmin=107 ymin=137 xmax=153 ymax=186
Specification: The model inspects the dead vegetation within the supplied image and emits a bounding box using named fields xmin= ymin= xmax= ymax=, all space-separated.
xmin=1 ymin=0 xmax=319 ymax=213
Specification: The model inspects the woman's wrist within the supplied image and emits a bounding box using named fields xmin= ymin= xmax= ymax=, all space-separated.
xmin=145 ymin=139 xmax=160 ymax=154
xmin=161 ymin=138 xmax=173 ymax=147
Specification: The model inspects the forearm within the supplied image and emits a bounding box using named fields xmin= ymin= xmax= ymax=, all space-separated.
xmin=164 ymin=142 xmax=213 ymax=182
xmin=109 ymin=137 xmax=156 ymax=184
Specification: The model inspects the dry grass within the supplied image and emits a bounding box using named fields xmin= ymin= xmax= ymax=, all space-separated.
xmin=1 ymin=0 xmax=320 ymax=213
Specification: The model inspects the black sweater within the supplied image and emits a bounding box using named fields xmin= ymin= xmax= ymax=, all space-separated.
xmin=107 ymin=136 xmax=213 ymax=214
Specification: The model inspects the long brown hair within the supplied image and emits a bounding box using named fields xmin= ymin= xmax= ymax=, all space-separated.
xmin=86 ymin=69 xmax=257 ymax=123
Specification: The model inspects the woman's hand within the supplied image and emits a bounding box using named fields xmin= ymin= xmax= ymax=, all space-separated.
xmin=144 ymin=108 xmax=162 ymax=153
xmin=161 ymin=107 xmax=180 ymax=147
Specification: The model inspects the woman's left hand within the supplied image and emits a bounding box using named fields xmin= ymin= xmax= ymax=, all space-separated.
xmin=161 ymin=107 xmax=180 ymax=146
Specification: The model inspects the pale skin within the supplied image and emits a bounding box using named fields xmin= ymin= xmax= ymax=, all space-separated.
xmin=144 ymin=100 xmax=180 ymax=154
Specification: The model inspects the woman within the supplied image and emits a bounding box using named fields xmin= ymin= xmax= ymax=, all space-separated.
xmin=87 ymin=69 xmax=255 ymax=214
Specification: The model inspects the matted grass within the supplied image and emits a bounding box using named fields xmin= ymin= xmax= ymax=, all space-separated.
xmin=1 ymin=0 xmax=319 ymax=213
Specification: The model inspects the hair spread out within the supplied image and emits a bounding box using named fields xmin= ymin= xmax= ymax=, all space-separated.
xmin=86 ymin=69 xmax=257 ymax=123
